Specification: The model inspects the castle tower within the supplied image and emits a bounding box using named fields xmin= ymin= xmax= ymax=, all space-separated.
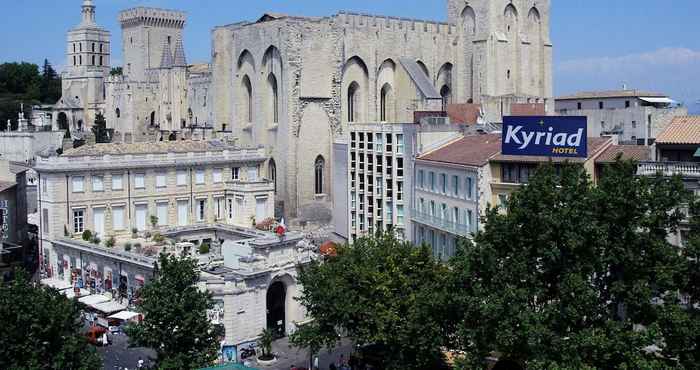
xmin=448 ymin=0 xmax=552 ymax=119
xmin=56 ymin=0 xmax=111 ymax=131
xmin=119 ymin=7 xmax=186 ymax=82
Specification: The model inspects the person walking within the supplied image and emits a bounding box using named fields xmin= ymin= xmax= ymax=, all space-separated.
xmin=137 ymin=357 xmax=144 ymax=369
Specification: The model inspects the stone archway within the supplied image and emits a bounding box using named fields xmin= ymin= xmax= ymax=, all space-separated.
xmin=57 ymin=112 xmax=69 ymax=131
xmin=266 ymin=280 xmax=286 ymax=338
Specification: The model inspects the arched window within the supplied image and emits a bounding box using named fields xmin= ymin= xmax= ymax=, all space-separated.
xmin=268 ymin=73 xmax=279 ymax=123
xmin=91 ymin=43 xmax=95 ymax=52
xmin=269 ymin=159 xmax=277 ymax=193
xmin=99 ymin=56 xmax=103 ymax=66
xmin=440 ymin=85 xmax=451 ymax=111
xmin=73 ymin=44 xmax=76 ymax=53
xmin=461 ymin=6 xmax=477 ymax=35
xmin=79 ymin=43 xmax=82 ymax=52
xmin=79 ymin=55 xmax=82 ymax=65
xmin=100 ymin=44 xmax=103 ymax=53
xmin=314 ymin=155 xmax=325 ymax=195
xmin=347 ymin=82 xmax=359 ymax=123
xmin=73 ymin=56 xmax=76 ymax=66
xmin=242 ymin=75 xmax=252 ymax=123
xmin=150 ymin=111 xmax=156 ymax=126
xmin=380 ymin=83 xmax=393 ymax=122
xmin=91 ymin=55 xmax=95 ymax=66
xmin=115 ymin=108 xmax=120 ymax=118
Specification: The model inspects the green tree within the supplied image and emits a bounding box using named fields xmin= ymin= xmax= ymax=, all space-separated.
xmin=0 ymin=61 xmax=42 ymax=131
xmin=257 ymin=328 xmax=274 ymax=360
xmin=450 ymin=161 xmax=688 ymax=369
xmin=39 ymin=59 xmax=61 ymax=104
xmin=109 ymin=67 xmax=123 ymax=76
xmin=291 ymin=232 xmax=452 ymax=370
xmin=91 ymin=113 xmax=112 ymax=143
xmin=0 ymin=270 xmax=102 ymax=370
xmin=125 ymin=254 xmax=220 ymax=369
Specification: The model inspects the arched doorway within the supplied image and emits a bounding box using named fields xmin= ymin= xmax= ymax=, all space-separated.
xmin=493 ymin=359 xmax=523 ymax=370
xmin=57 ymin=112 xmax=69 ymax=132
xmin=266 ymin=281 xmax=286 ymax=338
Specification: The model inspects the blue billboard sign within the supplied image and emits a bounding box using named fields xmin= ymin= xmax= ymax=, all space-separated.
xmin=502 ymin=116 xmax=587 ymax=158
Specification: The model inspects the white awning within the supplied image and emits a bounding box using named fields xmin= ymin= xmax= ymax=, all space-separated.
xmin=640 ymin=97 xmax=676 ymax=104
xmin=63 ymin=288 xmax=91 ymax=299
xmin=41 ymin=278 xmax=72 ymax=291
xmin=91 ymin=301 xmax=128 ymax=314
xmin=78 ymin=294 xmax=110 ymax=306
xmin=108 ymin=310 xmax=141 ymax=321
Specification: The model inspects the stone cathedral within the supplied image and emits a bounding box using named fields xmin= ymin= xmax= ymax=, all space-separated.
xmin=54 ymin=0 xmax=553 ymax=220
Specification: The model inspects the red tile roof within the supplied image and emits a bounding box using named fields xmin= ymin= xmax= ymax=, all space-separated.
xmin=445 ymin=103 xmax=482 ymax=125
xmin=595 ymin=145 xmax=651 ymax=163
xmin=655 ymin=116 xmax=700 ymax=145
xmin=491 ymin=137 xmax=612 ymax=163
xmin=418 ymin=134 xmax=501 ymax=167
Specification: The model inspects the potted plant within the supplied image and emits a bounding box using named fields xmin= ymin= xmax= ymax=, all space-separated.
xmin=131 ymin=227 xmax=138 ymax=238
xmin=104 ymin=236 xmax=116 ymax=248
xmin=149 ymin=215 xmax=159 ymax=230
xmin=124 ymin=242 xmax=132 ymax=252
xmin=81 ymin=229 xmax=93 ymax=242
xmin=257 ymin=328 xmax=275 ymax=362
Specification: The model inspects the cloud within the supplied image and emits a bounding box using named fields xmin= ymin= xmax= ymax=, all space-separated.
xmin=557 ymin=47 xmax=700 ymax=74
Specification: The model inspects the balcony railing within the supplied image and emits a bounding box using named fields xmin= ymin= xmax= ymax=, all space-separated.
xmin=411 ymin=210 xmax=472 ymax=236
xmin=637 ymin=161 xmax=700 ymax=178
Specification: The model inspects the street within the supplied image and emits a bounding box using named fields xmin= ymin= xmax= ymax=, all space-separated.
xmin=95 ymin=330 xmax=155 ymax=370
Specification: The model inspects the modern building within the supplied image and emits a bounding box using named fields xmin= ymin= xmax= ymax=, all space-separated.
xmin=638 ymin=116 xmax=700 ymax=247
xmin=555 ymin=89 xmax=687 ymax=144
xmin=412 ymin=134 xmax=501 ymax=259
xmin=34 ymin=140 xmax=275 ymax=276
xmin=0 ymin=160 xmax=31 ymax=280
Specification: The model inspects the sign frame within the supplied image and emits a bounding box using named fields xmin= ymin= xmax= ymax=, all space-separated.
xmin=502 ymin=116 xmax=588 ymax=158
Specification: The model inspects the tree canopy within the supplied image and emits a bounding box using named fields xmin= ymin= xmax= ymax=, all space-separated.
xmin=0 ymin=60 xmax=61 ymax=131
xmin=291 ymin=232 xmax=453 ymax=370
xmin=0 ymin=270 xmax=102 ymax=370
xmin=125 ymin=254 xmax=221 ymax=370
xmin=450 ymin=161 xmax=690 ymax=369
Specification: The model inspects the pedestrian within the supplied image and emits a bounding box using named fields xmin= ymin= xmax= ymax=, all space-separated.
xmin=137 ymin=357 xmax=144 ymax=369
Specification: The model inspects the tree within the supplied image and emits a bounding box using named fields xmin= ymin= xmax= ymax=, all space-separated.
xmin=257 ymin=328 xmax=274 ymax=361
xmin=450 ymin=161 xmax=689 ymax=369
xmin=125 ymin=253 xmax=220 ymax=369
xmin=91 ymin=113 xmax=112 ymax=143
xmin=109 ymin=67 xmax=123 ymax=76
xmin=39 ymin=59 xmax=61 ymax=104
xmin=0 ymin=270 xmax=102 ymax=369
xmin=291 ymin=232 xmax=453 ymax=370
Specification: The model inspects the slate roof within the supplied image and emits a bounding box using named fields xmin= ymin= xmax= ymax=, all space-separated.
xmin=491 ymin=137 xmax=612 ymax=163
xmin=399 ymin=58 xmax=441 ymax=100
xmin=159 ymin=38 xmax=173 ymax=68
xmin=418 ymin=134 xmax=501 ymax=167
xmin=62 ymin=140 xmax=236 ymax=157
xmin=655 ymin=116 xmax=700 ymax=145
xmin=595 ymin=145 xmax=651 ymax=163
xmin=557 ymin=90 xmax=667 ymax=100
xmin=173 ymin=38 xmax=187 ymax=67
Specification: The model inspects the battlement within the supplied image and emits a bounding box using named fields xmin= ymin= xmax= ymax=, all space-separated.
xmin=119 ymin=7 xmax=186 ymax=28
xmin=336 ymin=11 xmax=456 ymax=36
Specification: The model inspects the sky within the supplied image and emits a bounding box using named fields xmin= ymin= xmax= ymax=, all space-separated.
xmin=1 ymin=0 xmax=698 ymax=113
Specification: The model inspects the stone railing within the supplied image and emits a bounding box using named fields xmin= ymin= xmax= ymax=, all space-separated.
xmin=226 ymin=180 xmax=275 ymax=193
xmin=637 ymin=161 xmax=700 ymax=178
xmin=54 ymin=238 xmax=157 ymax=268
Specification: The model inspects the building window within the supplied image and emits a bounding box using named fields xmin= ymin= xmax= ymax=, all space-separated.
xmin=467 ymin=210 xmax=473 ymax=231
xmin=232 ymin=167 xmax=240 ymax=180
xmin=73 ymin=56 xmax=76 ymax=66
xmin=441 ymin=174 xmax=447 ymax=194
xmin=134 ymin=173 xmax=145 ymax=189
xmin=466 ymin=177 xmax=474 ymax=199
xmin=91 ymin=55 xmax=95 ymax=66
xmin=195 ymin=169 xmax=205 ymax=185
xmin=498 ymin=194 xmax=508 ymax=208
xmin=99 ymin=56 xmax=103 ymax=66
xmin=430 ymin=201 xmax=436 ymax=217
xmin=453 ymin=207 xmax=460 ymax=224
xmin=418 ymin=170 xmax=424 ymax=189
xmin=115 ymin=108 xmax=120 ymax=118
xmin=441 ymin=203 xmax=448 ymax=219
xmin=100 ymin=44 xmax=103 ymax=53
xmin=348 ymin=82 xmax=359 ymax=122
xmin=112 ymin=206 xmax=125 ymax=230
xmin=213 ymin=168 xmax=223 ymax=184
xmin=112 ymin=174 xmax=123 ymax=190
xmin=79 ymin=55 xmax=82 ymax=65
xmin=92 ymin=176 xmax=104 ymax=192
xmin=197 ymin=200 xmax=206 ymax=222
xmin=599 ymin=101 xmax=604 ymax=109
xmin=215 ymin=198 xmax=224 ymax=220
xmin=242 ymin=75 xmax=252 ymax=123
xmin=632 ymin=121 xmax=637 ymax=129
xmin=577 ymin=102 xmax=581 ymax=110
xmin=248 ymin=166 xmax=259 ymax=182
xmin=73 ymin=209 xmax=85 ymax=233
xmin=91 ymin=43 xmax=95 ymax=52
xmin=41 ymin=178 xmax=48 ymax=193
xmin=156 ymin=202 xmax=168 ymax=226
xmin=177 ymin=170 xmax=188 ymax=186
xmin=625 ymin=100 xmax=630 ymax=108
xmin=396 ymin=134 xmax=404 ymax=154
xmin=380 ymin=83 xmax=392 ymax=122
xmin=72 ymin=176 xmax=84 ymax=193
xmin=156 ymin=172 xmax=167 ymax=188
xmin=228 ymin=199 xmax=233 ymax=219
xmin=268 ymin=159 xmax=277 ymax=193
xmin=452 ymin=175 xmax=459 ymax=197
xmin=315 ymin=155 xmax=325 ymax=195
xmin=397 ymin=205 xmax=404 ymax=226
xmin=268 ymin=73 xmax=279 ymax=123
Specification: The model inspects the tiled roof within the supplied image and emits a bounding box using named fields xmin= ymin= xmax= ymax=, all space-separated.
xmin=655 ymin=116 xmax=700 ymax=145
xmin=491 ymin=137 xmax=612 ymax=163
xmin=418 ymin=134 xmax=501 ymax=167
xmin=556 ymin=90 xmax=667 ymax=100
xmin=446 ymin=103 xmax=481 ymax=125
xmin=595 ymin=145 xmax=651 ymax=163
xmin=62 ymin=140 xmax=236 ymax=157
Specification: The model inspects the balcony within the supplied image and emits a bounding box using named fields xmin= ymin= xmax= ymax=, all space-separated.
xmin=637 ymin=161 xmax=700 ymax=178
xmin=226 ymin=180 xmax=274 ymax=193
xmin=412 ymin=210 xmax=472 ymax=236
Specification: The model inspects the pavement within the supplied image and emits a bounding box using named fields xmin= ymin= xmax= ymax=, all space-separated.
xmin=95 ymin=329 xmax=155 ymax=370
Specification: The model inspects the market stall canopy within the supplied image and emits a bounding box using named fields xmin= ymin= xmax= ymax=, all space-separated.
xmin=91 ymin=300 xmax=128 ymax=314
xmin=63 ymin=288 xmax=91 ymax=299
xmin=78 ymin=294 xmax=110 ymax=306
xmin=41 ymin=278 xmax=72 ymax=291
xmin=108 ymin=310 xmax=141 ymax=321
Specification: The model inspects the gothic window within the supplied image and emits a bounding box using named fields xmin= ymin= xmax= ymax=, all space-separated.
xmin=91 ymin=43 xmax=95 ymax=52
xmin=347 ymin=82 xmax=359 ymax=123
xmin=315 ymin=155 xmax=325 ymax=195
xmin=242 ymin=75 xmax=252 ymax=123
xmin=73 ymin=56 xmax=76 ymax=66
xmin=461 ymin=6 xmax=476 ymax=35
xmin=79 ymin=55 xmax=82 ymax=65
xmin=268 ymin=73 xmax=279 ymax=123
xmin=115 ymin=108 xmax=120 ymax=118
xmin=440 ymin=85 xmax=452 ymax=111
xmin=91 ymin=55 xmax=95 ymax=66
xmin=99 ymin=56 xmax=103 ymax=66
xmin=269 ymin=159 xmax=277 ymax=193
xmin=380 ymin=83 xmax=393 ymax=122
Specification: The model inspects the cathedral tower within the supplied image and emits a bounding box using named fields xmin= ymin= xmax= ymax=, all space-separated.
xmin=56 ymin=0 xmax=111 ymax=132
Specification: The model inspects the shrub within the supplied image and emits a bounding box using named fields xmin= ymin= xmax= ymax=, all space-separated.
xmin=131 ymin=227 xmax=138 ymax=237
xmin=198 ymin=242 xmax=210 ymax=255
xmin=152 ymin=232 xmax=165 ymax=244
xmin=133 ymin=242 xmax=142 ymax=252
xmin=149 ymin=215 xmax=159 ymax=229
xmin=81 ymin=230 xmax=93 ymax=241
xmin=90 ymin=236 xmax=101 ymax=245
xmin=124 ymin=242 xmax=132 ymax=252
xmin=104 ymin=236 xmax=116 ymax=248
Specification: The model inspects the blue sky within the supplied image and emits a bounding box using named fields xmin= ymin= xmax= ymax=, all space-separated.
xmin=2 ymin=0 xmax=698 ymax=112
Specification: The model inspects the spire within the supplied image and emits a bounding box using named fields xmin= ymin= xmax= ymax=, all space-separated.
xmin=159 ymin=38 xmax=173 ymax=69
xmin=173 ymin=37 xmax=187 ymax=67
xmin=80 ymin=0 xmax=96 ymax=26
